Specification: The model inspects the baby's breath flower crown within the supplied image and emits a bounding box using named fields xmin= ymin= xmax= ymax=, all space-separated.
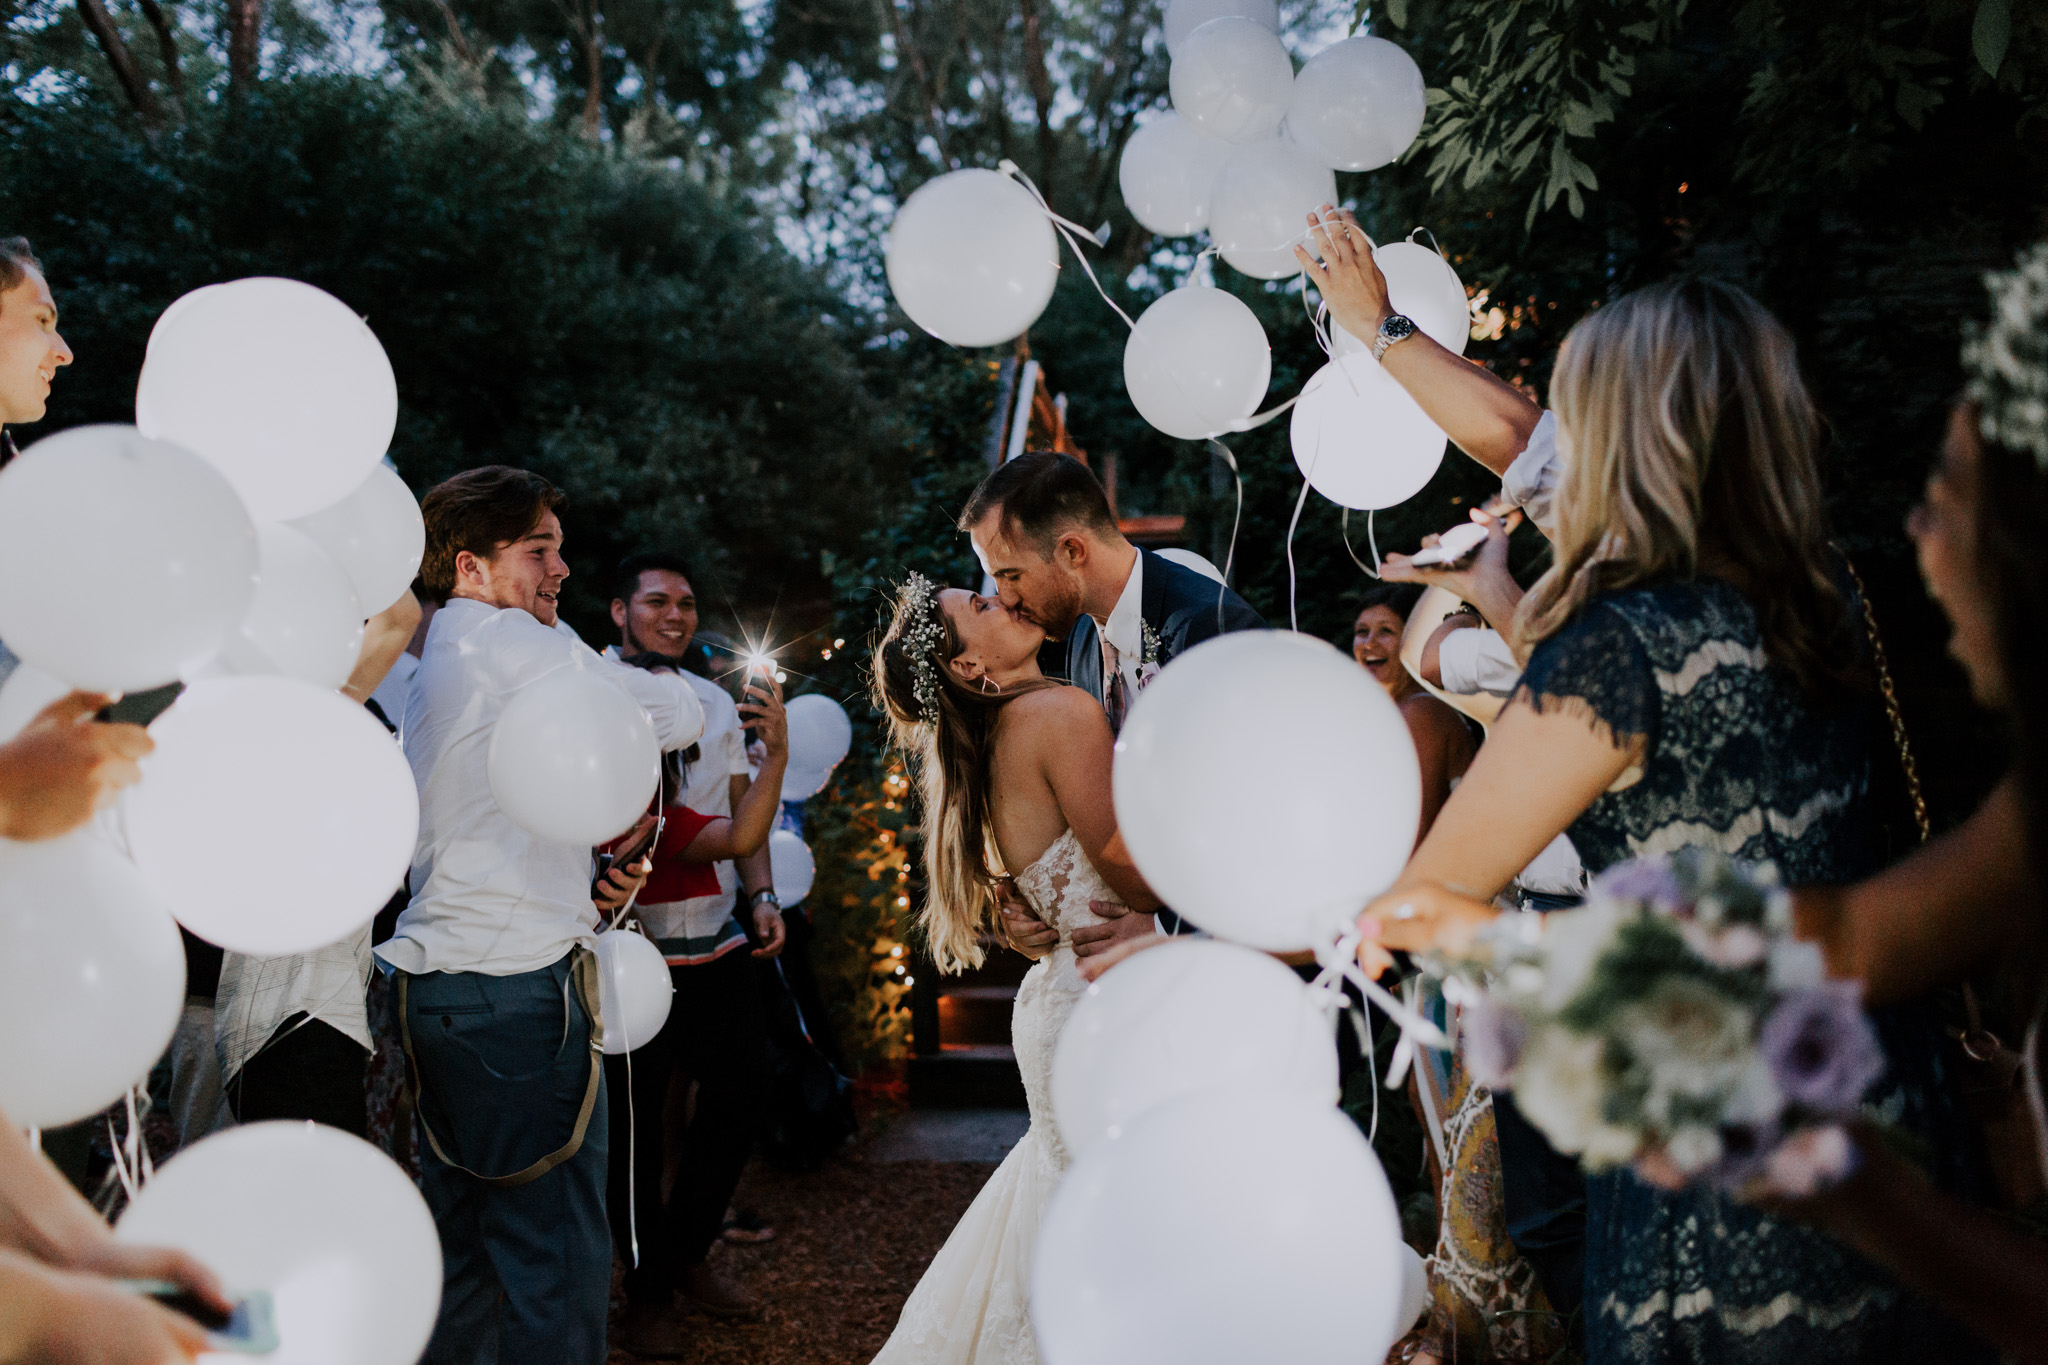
xmin=895 ymin=571 xmax=947 ymax=723
xmin=1963 ymin=241 xmax=2048 ymax=468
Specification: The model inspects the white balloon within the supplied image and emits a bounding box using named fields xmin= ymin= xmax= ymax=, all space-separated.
xmin=220 ymin=524 xmax=365 ymax=690
xmin=136 ymin=278 xmax=399 ymax=521
xmin=1032 ymin=1090 xmax=1408 ymax=1365
xmin=488 ymin=667 xmax=665 ymax=846
xmin=1397 ymin=1241 xmax=1432 ymax=1334
xmin=0 ymin=832 xmax=184 ymax=1128
xmin=1169 ymin=17 xmax=1294 ymax=146
xmin=1114 ymin=631 xmax=1420 ymax=950
xmin=781 ymin=694 xmax=853 ymax=802
xmin=1118 ymin=114 xmax=1233 ymax=237
xmin=117 ymin=1122 xmax=441 ymax=1365
xmin=1155 ymin=547 xmax=1225 ymax=583
xmin=1291 ymin=351 xmax=1448 ymax=510
xmin=1052 ymin=939 xmax=1336 ymax=1159
xmin=769 ymin=828 xmax=816 ymax=906
xmin=0 ymin=662 xmax=70 ymax=742
xmin=595 ymin=928 xmax=672 ymax=1055
xmin=1210 ymin=137 xmax=1339 ymax=279
xmin=1123 ymin=287 xmax=1271 ymax=440
xmin=1286 ymin=35 xmax=1427 ymax=172
xmin=1163 ymin=0 xmax=1277 ymax=56
xmin=886 ymin=169 xmax=1061 ymax=349
xmin=126 ymin=677 xmax=419 ymax=955
xmin=1335 ymin=240 xmax=1470 ymax=356
xmin=0 ymin=426 xmax=256 ymax=692
xmin=290 ymin=464 xmax=426 ymax=615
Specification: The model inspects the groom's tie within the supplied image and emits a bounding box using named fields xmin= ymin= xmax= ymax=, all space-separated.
xmin=1101 ymin=634 xmax=1128 ymax=736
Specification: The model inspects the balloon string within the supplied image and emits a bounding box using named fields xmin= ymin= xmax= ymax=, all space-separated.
xmin=997 ymin=160 xmax=1139 ymax=333
xmin=1340 ymin=509 xmax=1382 ymax=580
xmin=1286 ymin=475 xmax=1311 ymax=632
xmin=1310 ymin=930 xmax=1450 ymax=1057
xmin=1204 ymin=437 xmax=1246 ymax=637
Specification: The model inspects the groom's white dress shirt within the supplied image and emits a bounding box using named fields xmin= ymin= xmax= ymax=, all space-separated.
xmin=376 ymin=597 xmax=705 ymax=978
xmin=1095 ymin=551 xmax=1145 ymax=708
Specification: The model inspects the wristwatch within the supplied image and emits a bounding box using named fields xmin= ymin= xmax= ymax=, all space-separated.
xmin=749 ymin=888 xmax=782 ymax=911
xmin=1370 ymin=312 xmax=1418 ymax=362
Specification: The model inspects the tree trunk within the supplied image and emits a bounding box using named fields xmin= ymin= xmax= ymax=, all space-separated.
xmin=579 ymin=0 xmax=604 ymax=139
xmin=76 ymin=0 xmax=163 ymax=124
xmin=133 ymin=0 xmax=185 ymax=109
xmin=227 ymin=0 xmax=263 ymax=91
xmin=1016 ymin=0 xmax=1057 ymax=206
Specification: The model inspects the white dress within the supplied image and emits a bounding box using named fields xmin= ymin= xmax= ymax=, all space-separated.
xmin=871 ymin=829 xmax=1110 ymax=1365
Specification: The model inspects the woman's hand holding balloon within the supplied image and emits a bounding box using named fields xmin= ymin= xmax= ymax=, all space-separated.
xmin=1356 ymin=881 xmax=1499 ymax=977
xmin=1292 ymin=205 xmax=1390 ymax=344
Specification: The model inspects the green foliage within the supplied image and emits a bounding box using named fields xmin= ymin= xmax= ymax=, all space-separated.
xmin=0 ymin=74 xmax=909 ymax=630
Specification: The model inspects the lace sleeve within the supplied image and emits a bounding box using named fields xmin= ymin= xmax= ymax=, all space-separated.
xmin=1514 ymin=599 xmax=1658 ymax=751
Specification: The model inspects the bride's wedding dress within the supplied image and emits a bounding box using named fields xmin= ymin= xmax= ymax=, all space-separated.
xmin=871 ymin=829 xmax=1111 ymax=1365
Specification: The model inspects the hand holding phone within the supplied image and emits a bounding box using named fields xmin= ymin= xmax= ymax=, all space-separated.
xmin=1406 ymin=521 xmax=1490 ymax=567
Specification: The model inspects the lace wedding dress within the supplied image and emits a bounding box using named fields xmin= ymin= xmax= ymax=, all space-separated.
xmin=871 ymin=829 xmax=1110 ymax=1365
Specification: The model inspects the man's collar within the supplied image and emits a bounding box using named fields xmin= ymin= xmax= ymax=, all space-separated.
xmin=1099 ymin=550 xmax=1145 ymax=657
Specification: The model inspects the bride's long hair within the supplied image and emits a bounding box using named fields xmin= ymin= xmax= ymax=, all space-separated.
xmin=872 ymin=576 xmax=1055 ymax=974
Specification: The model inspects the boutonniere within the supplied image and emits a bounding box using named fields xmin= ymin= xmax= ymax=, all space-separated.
xmin=1140 ymin=621 xmax=1165 ymax=667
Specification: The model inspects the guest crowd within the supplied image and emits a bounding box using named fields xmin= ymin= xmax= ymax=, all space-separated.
xmin=4 ymin=193 xmax=2048 ymax=1365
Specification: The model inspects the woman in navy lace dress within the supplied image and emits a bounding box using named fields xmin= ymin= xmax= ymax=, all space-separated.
xmin=1356 ymin=278 xmax=1985 ymax=1363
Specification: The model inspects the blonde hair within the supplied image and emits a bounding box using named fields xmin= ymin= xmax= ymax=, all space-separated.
xmin=871 ymin=583 xmax=1056 ymax=974
xmin=1516 ymin=277 xmax=1857 ymax=700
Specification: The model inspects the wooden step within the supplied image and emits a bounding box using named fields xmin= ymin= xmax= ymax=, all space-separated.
xmin=937 ymin=985 xmax=1017 ymax=1048
xmin=908 ymin=1045 xmax=1027 ymax=1109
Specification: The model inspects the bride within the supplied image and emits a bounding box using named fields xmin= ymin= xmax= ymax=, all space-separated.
xmin=868 ymin=572 xmax=1160 ymax=1365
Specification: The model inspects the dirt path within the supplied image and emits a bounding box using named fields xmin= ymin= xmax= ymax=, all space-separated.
xmin=606 ymin=1150 xmax=996 ymax=1364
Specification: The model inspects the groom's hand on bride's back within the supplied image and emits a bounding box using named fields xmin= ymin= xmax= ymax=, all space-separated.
xmin=996 ymin=878 xmax=1059 ymax=960
xmin=1071 ymin=899 xmax=1159 ymax=967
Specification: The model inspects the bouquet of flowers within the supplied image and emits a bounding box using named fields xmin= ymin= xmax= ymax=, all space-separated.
xmin=1454 ymin=849 xmax=1882 ymax=1196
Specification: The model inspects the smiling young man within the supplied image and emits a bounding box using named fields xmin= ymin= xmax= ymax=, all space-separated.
xmin=0 ymin=237 xmax=70 ymax=470
xmin=602 ymin=552 xmax=785 ymax=1333
xmin=379 ymin=467 xmax=708 ymax=1365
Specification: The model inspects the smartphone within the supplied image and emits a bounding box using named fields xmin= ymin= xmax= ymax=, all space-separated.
xmin=1406 ymin=521 xmax=1489 ymax=567
xmin=122 ymin=1281 xmax=279 ymax=1353
xmin=95 ymin=681 xmax=185 ymax=727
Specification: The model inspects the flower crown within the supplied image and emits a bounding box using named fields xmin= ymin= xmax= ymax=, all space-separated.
xmin=1963 ymin=241 xmax=2048 ymax=468
xmin=895 ymin=571 xmax=947 ymax=722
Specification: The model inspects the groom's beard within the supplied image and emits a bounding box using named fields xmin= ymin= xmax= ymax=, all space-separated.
xmin=1026 ymin=577 xmax=1086 ymax=642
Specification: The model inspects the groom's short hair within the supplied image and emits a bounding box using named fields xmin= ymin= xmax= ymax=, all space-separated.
xmin=959 ymin=450 xmax=1121 ymax=557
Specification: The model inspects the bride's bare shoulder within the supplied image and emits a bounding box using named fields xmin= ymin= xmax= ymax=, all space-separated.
xmin=1007 ymin=682 xmax=1109 ymax=731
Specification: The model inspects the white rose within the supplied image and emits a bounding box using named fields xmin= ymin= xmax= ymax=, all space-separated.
xmin=1510 ymin=1028 xmax=1612 ymax=1156
xmin=1767 ymin=939 xmax=1826 ymax=990
xmin=1537 ymin=899 xmax=1628 ymax=1012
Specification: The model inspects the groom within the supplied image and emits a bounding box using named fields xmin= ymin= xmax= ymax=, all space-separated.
xmin=962 ymin=450 xmax=1263 ymax=950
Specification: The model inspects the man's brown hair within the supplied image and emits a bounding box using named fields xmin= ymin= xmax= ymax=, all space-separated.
xmin=0 ymin=237 xmax=41 ymax=295
xmin=419 ymin=465 xmax=566 ymax=597
xmin=957 ymin=450 xmax=1120 ymax=557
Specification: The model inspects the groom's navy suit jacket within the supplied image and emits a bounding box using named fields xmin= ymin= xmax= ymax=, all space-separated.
xmin=1040 ymin=550 xmax=1262 ymax=935
xmin=1039 ymin=548 xmax=1266 ymax=696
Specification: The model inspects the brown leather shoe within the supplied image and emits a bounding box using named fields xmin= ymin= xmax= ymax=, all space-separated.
xmin=611 ymin=1299 xmax=688 ymax=1359
xmin=680 ymin=1260 xmax=764 ymax=1322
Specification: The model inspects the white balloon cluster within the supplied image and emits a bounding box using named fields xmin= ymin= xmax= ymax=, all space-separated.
xmin=0 ymin=278 xmax=424 ymax=1133
xmin=1028 ymin=630 xmax=1432 ymax=1361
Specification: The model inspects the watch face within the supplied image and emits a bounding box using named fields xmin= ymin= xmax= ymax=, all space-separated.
xmin=1382 ymin=314 xmax=1417 ymax=341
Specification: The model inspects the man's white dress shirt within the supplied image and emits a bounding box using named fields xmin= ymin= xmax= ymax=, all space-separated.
xmin=1096 ymin=551 xmax=1145 ymax=708
xmin=1437 ymin=626 xmax=1523 ymax=699
xmin=375 ymin=598 xmax=705 ymax=978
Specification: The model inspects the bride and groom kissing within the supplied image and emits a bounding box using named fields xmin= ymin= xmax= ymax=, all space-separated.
xmin=867 ymin=451 xmax=1262 ymax=1365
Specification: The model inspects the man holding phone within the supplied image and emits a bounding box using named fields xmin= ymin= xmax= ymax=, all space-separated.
xmin=379 ymin=470 xmax=706 ymax=1365
xmin=602 ymin=553 xmax=784 ymax=1339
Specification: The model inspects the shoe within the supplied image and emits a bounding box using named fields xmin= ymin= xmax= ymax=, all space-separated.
xmin=680 ymin=1260 xmax=764 ymax=1322
xmin=611 ymin=1299 xmax=688 ymax=1359
xmin=721 ymin=1207 xmax=776 ymax=1244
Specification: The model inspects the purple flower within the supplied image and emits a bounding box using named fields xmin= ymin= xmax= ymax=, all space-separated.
xmin=1462 ymin=995 xmax=1527 ymax=1090
xmin=1759 ymin=982 xmax=1886 ymax=1117
xmin=1591 ymin=858 xmax=1686 ymax=916
xmin=1705 ymin=1117 xmax=1783 ymax=1190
